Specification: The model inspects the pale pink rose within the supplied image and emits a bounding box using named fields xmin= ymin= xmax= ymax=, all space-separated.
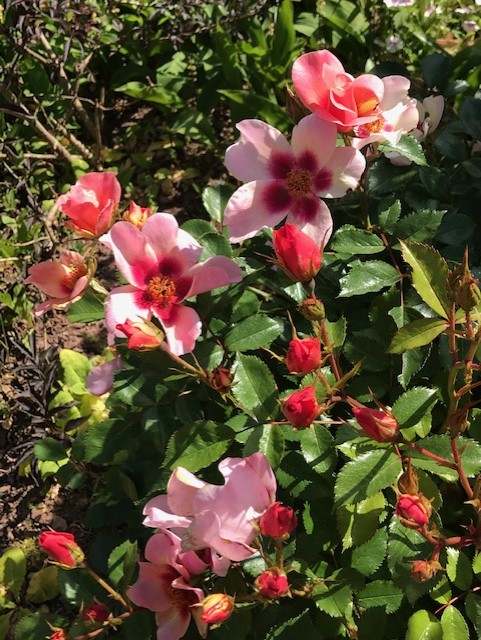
xmin=424 ymin=4 xmax=442 ymax=17
xmin=456 ymin=7 xmax=471 ymax=14
xmin=463 ymin=20 xmax=479 ymax=32
xmin=128 ymin=530 xmax=207 ymax=640
xmin=25 ymin=250 xmax=93 ymax=316
xmin=383 ymin=0 xmax=414 ymax=6
xmin=386 ymin=95 xmax=444 ymax=166
xmin=224 ymin=114 xmax=365 ymax=243
xmin=143 ymin=453 xmax=277 ymax=567
xmin=385 ymin=35 xmax=404 ymax=53
xmin=352 ymin=75 xmax=419 ymax=149
xmin=86 ymin=356 xmax=122 ymax=396
xmin=57 ymin=172 xmax=121 ymax=238
xmin=101 ymin=213 xmax=242 ymax=356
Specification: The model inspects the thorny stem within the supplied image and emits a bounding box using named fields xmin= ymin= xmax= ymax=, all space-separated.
xmin=451 ymin=438 xmax=474 ymax=500
xmin=84 ymin=565 xmax=131 ymax=611
xmin=275 ymin=539 xmax=284 ymax=571
xmin=72 ymin=610 xmax=135 ymax=640
xmin=402 ymin=441 xmax=456 ymax=470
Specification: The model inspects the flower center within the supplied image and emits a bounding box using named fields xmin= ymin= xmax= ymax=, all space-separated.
xmin=356 ymin=115 xmax=385 ymax=138
xmin=63 ymin=263 xmax=87 ymax=290
xmin=146 ymin=275 xmax=176 ymax=306
xmin=285 ymin=169 xmax=312 ymax=197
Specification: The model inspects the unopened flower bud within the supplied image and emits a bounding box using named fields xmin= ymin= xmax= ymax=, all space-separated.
xmin=352 ymin=406 xmax=399 ymax=442
xmin=50 ymin=630 xmax=67 ymax=640
xmin=199 ymin=594 xmax=235 ymax=624
xmin=447 ymin=249 xmax=481 ymax=311
xmin=259 ymin=502 xmax=297 ymax=539
xmin=282 ymin=386 xmax=320 ymax=428
xmin=255 ymin=567 xmax=289 ymax=598
xmin=273 ymin=223 xmax=322 ymax=283
xmin=299 ymin=297 xmax=325 ymax=321
xmin=397 ymin=460 xmax=419 ymax=495
xmin=396 ymin=494 xmax=432 ymax=528
xmin=82 ymin=602 xmax=109 ymax=624
xmin=116 ymin=319 xmax=164 ymax=350
xmin=285 ymin=337 xmax=321 ymax=375
xmin=207 ymin=367 xmax=233 ymax=393
xmin=410 ymin=559 xmax=444 ymax=583
xmin=39 ymin=531 xmax=84 ymax=568
xmin=123 ymin=201 xmax=152 ymax=228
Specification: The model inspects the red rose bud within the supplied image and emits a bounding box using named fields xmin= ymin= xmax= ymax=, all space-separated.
xmin=259 ymin=502 xmax=297 ymax=539
xmin=286 ymin=337 xmax=321 ymax=374
xmin=39 ymin=531 xmax=84 ymax=567
xmin=410 ymin=559 xmax=444 ymax=583
xmin=208 ymin=367 xmax=233 ymax=393
xmin=396 ymin=494 xmax=432 ymax=528
xmin=116 ymin=320 xmax=164 ymax=350
xmin=51 ymin=631 xmax=67 ymax=640
xmin=82 ymin=603 xmax=109 ymax=624
xmin=282 ymin=386 xmax=320 ymax=428
xmin=352 ymin=406 xmax=399 ymax=442
xmin=123 ymin=201 xmax=152 ymax=228
xmin=273 ymin=223 xmax=322 ymax=282
xmin=200 ymin=594 xmax=235 ymax=624
xmin=255 ymin=567 xmax=289 ymax=598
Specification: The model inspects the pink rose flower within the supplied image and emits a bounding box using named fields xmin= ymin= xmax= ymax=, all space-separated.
xmin=57 ymin=172 xmax=121 ymax=238
xmin=25 ymin=250 xmax=93 ymax=316
xmin=128 ymin=530 xmax=207 ymax=640
xmin=101 ymin=212 xmax=243 ymax=356
xmin=142 ymin=453 xmax=277 ymax=569
xmin=224 ymin=114 xmax=365 ymax=244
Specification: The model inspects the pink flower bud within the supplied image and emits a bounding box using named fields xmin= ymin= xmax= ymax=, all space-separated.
xmin=207 ymin=367 xmax=233 ymax=393
xmin=282 ymin=387 xmax=320 ymax=428
xmin=200 ymin=594 xmax=235 ymax=624
xmin=51 ymin=631 xmax=67 ymax=640
xmin=82 ymin=602 xmax=109 ymax=624
xmin=396 ymin=494 xmax=431 ymax=527
xmin=116 ymin=320 xmax=164 ymax=350
xmin=259 ymin=502 xmax=297 ymax=539
xmin=123 ymin=201 xmax=152 ymax=228
xmin=273 ymin=223 xmax=322 ymax=282
xmin=409 ymin=559 xmax=443 ymax=583
xmin=57 ymin=172 xmax=121 ymax=238
xmin=285 ymin=337 xmax=321 ymax=374
xmin=352 ymin=406 xmax=399 ymax=442
xmin=39 ymin=531 xmax=84 ymax=567
xmin=255 ymin=567 xmax=289 ymax=598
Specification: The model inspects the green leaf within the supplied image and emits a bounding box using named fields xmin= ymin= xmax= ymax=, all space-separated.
xmin=14 ymin=612 xmax=54 ymax=640
xmin=368 ymin=158 xmax=417 ymax=196
xmin=378 ymin=199 xmax=401 ymax=234
xmin=406 ymin=610 xmax=443 ymax=640
xmin=299 ymin=425 xmax=336 ymax=475
xmin=430 ymin=574 xmax=452 ymax=605
xmin=421 ymin=54 xmax=451 ymax=88
xmin=312 ymin=571 xmax=352 ymax=618
xmin=202 ymin=184 xmax=234 ymax=224
xmin=380 ymin=135 xmax=427 ymax=166
xmin=400 ymin=242 xmax=450 ymax=318
xmin=339 ymin=261 xmax=401 ymax=297
xmin=324 ymin=316 xmax=347 ymax=348
xmin=357 ymin=580 xmax=403 ymax=613
xmin=465 ymin=593 xmax=481 ymax=637
xmin=265 ymin=611 xmax=317 ymax=638
xmin=244 ymin=425 xmax=285 ymax=469
xmin=446 ymin=547 xmax=473 ymax=591
xmin=331 ymin=225 xmax=385 ymax=255
xmin=409 ymin=435 xmax=481 ymax=480
xmin=441 ymin=606 xmax=469 ymax=640
xmin=394 ymin=210 xmax=445 ymax=244
xmin=0 ymin=547 xmax=26 ymax=599
xmin=334 ymin=449 xmax=402 ymax=507
xmin=232 ymin=354 xmax=277 ymax=421
xmin=108 ymin=540 xmax=137 ymax=590
xmin=351 ymin=528 xmax=388 ymax=576
xmin=473 ymin=552 xmax=481 ymax=576
xmin=171 ymin=108 xmax=215 ymax=144
xmin=0 ymin=612 xmax=13 ymax=640
xmin=25 ymin=567 xmax=59 ymax=603
xmin=165 ymin=421 xmax=235 ymax=473
xmin=337 ymin=494 xmax=386 ymax=551
xmin=115 ymin=81 xmax=182 ymax=107
xmin=460 ymin=97 xmax=481 ymax=141
xmin=225 ymin=316 xmax=283 ymax=352
xmin=59 ymin=349 xmax=91 ymax=395
xmin=392 ymin=387 xmax=438 ymax=433
xmin=388 ymin=317 xmax=446 ymax=354
xmin=271 ymin=0 xmax=295 ymax=70
xmin=66 ymin=289 xmax=105 ymax=323
xmin=34 ymin=437 xmax=67 ymax=463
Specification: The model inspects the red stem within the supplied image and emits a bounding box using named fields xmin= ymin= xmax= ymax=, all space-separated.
xmin=451 ymin=438 xmax=474 ymax=500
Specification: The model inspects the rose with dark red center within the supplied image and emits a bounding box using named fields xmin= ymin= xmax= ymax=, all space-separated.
xmin=101 ymin=212 xmax=242 ymax=356
xmin=223 ymin=114 xmax=365 ymax=244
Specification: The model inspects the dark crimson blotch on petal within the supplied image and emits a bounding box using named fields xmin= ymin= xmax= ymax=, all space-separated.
xmin=313 ymin=169 xmax=333 ymax=193
xmin=268 ymin=152 xmax=295 ymax=180
xmin=158 ymin=257 xmax=183 ymax=279
xmin=293 ymin=195 xmax=320 ymax=223
xmin=296 ymin=150 xmax=318 ymax=173
xmin=262 ymin=182 xmax=293 ymax=214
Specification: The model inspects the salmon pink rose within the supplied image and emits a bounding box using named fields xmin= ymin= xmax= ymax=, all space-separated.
xmin=101 ymin=213 xmax=242 ymax=356
xmin=224 ymin=114 xmax=365 ymax=244
xmin=142 ymin=453 xmax=277 ymax=569
xmin=128 ymin=530 xmax=207 ymax=640
xmin=25 ymin=250 xmax=93 ymax=316
xmin=57 ymin=172 xmax=121 ymax=238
